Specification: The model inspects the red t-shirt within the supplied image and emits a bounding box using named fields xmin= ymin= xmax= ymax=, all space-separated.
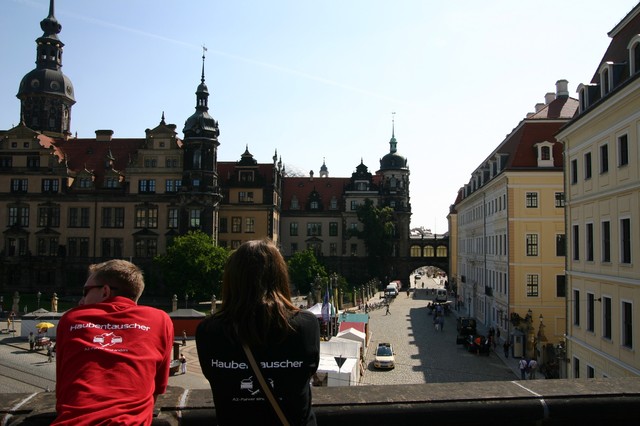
xmin=53 ymin=297 xmax=174 ymax=425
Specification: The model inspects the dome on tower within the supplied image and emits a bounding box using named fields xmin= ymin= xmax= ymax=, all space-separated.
xmin=379 ymin=133 xmax=408 ymax=171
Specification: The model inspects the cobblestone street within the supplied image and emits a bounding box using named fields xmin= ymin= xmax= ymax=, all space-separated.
xmin=361 ymin=286 xmax=518 ymax=385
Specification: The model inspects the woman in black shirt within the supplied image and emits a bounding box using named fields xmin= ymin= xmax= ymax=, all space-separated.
xmin=196 ymin=239 xmax=320 ymax=425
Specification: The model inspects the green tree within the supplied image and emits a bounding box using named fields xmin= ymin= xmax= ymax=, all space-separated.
xmin=351 ymin=198 xmax=395 ymax=276
xmin=153 ymin=231 xmax=229 ymax=301
xmin=287 ymin=248 xmax=327 ymax=295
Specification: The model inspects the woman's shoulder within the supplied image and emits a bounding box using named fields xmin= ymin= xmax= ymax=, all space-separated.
xmin=290 ymin=309 xmax=319 ymax=327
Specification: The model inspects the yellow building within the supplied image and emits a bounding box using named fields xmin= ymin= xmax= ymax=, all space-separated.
xmin=217 ymin=147 xmax=283 ymax=250
xmin=453 ymin=82 xmax=577 ymax=366
xmin=556 ymin=4 xmax=640 ymax=378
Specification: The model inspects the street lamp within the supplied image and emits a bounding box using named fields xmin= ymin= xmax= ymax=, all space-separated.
xmin=37 ymin=291 xmax=41 ymax=309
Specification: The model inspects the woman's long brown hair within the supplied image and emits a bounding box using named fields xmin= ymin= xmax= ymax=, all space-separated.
xmin=216 ymin=239 xmax=299 ymax=346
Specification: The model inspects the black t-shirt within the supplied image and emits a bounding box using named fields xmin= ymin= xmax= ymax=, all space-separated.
xmin=196 ymin=310 xmax=320 ymax=426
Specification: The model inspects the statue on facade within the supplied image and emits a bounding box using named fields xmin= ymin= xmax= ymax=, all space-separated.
xmin=51 ymin=293 xmax=59 ymax=313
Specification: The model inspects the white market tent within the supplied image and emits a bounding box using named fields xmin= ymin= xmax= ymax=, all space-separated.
xmin=306 ymin=302 xmax=335 ymax=319
xmin=336 ymin=327 xmax=366 ymax=349
xmin=317 ymin=355 xmax=359 ymax=386
xmin=321 ymin=336 xmax=362 ymax=359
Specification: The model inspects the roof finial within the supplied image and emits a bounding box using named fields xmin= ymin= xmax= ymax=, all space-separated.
xmin=392 ymin=111 xmax=396 ymax=138
xmin=201 ymin=45 xmax=208 ymax=84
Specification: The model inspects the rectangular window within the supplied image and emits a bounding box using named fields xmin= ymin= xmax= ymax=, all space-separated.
xmin=329 ymin=243 xmax=337 ymax=256
xmin=165 ymin=179 xmax=181 ymax=193
xmin=622 ymin=301 xmax=633 ymax=348
xmin=69 ymin=207 xmax=90 ymax=227
xmin=42 ymin=178 xmax=59 ymax=193
xmin=245 ymin=217 xmax=255 ymax=233
xmin=603 ymin=296 xmax=612 ymax=340
xmin=586 ymin=223 xmax=594 ymax=261
xmin=67 ymin=237 xmax=89 ymax=257
xmin=571 ymin=159 xmax=578 ymax=184
xmin=556 ymin=234 xmax=566 ymax=256
xmin=587 ymin=293 xmax=595 ymax=332
xmin=38 ymin=205 xmax=60 ymax=227
xmin=572 ymin=224 xmax=580 ymax=261
xmin=138 ymin=179 xmax=156 ymax=193
xmin=329 ymin=222 xmax=338 ymax=236
xmin=525 ymin=192 xmax=538 ymax=208
xmin=350 ymin=200 xmax=358 ymax=211
xmin=602 ymin=221 xmax=611 ymax=262
xmin=290 ymin=243 xmax=298 ymax=255
xmin=307 ymin=223 xmax=322 ymax=236
xmin=289 ymin=222 xmax=298 ymax=236
xmin=555 ymin=192 xmax=565 ymax=208
xmin=135 ymin=238 xmax=158 ymax=257
xmin=102 ymin=207 xmax=124 ymax=228
xmin=189 ymin=209 xmax=201 ymax=228
xmin=556 ymin=275 xmax=566 ymax=297
xmin=232 ymin=217 xmax=242 ymax=233
xmin=11 ymin=179 xmax=28 ymax=193
xmin=101 ymin=238 xmax=124 ymax=258
xmin=27 ymin=156 xmax=40 ymax=169
xmin=618 ymin=134 xmax=629 ymax=166
xmin=8 ymin=206 xmax=30 ymax=227
xmin=600 ymin=144 xmax=609 ymax=174
xmin=526 ymin=234 xmax=538 ymax=256
xmin=573 ymin=289 xmax=580 ymax=326
xmin=37 ymin=237 xmax=59 ymax=256
xmin=239 ymin=191 xmax=254 ymax=203
xmin=584 ymin=152 xmax=592 ymax=179
xmin=526 ymin=275 xmax=539 ymax=297
xmin=168 ymin=208 xmax=179 ymax=229
xmin=587 ymin=365 xmax=595 ymax=379
xmin=219 ymin=217 xmax=227 ymax=233
xmin=135 ymin=206 xmax=158 ymax=228
xmin=620 ymin=218 xmax=631 ymax=263
xmin=573 ymin=357 xmax=580 ymax=379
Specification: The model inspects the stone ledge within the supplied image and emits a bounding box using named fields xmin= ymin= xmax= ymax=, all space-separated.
xmin=3 ymin=378 xmax=640 ymax=425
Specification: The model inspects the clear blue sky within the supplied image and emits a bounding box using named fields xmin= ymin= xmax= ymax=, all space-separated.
xmin=2 ymin=0 xmax=638 ymax=232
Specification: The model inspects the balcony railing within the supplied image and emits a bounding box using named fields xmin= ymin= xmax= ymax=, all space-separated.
xmin=3 ymin=378 xmax=640 ymax=425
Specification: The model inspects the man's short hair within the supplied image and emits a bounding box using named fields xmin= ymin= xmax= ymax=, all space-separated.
xmin=88 ymin=259 xmax=145 ymax=302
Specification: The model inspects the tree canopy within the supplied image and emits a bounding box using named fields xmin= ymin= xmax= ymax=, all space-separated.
xmin=352 ymin=198 xmax=395 ymax=276
xmin=287 ymin=248 xmax=327 ymax=295
xmin=153 ymin=231 xmax=229 ymax=300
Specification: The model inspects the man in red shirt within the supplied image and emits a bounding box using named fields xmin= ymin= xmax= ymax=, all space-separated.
xmin=53 ymin=260 xmax=174 ymax=425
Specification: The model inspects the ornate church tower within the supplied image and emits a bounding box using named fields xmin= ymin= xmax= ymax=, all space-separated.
xmin=17 ymin=0 xmax=75 ymax=136
xmin=377 ymin=114 xmax=411 ymax=256
xmin=180 ymin=50 xmax=222 ymax=237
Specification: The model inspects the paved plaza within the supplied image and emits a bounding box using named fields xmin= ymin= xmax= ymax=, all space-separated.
xmin=362 ymin=285 xmax=519 ymax=385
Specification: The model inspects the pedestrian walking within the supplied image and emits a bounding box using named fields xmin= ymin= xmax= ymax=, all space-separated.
xmin=528 ymin=359 xmax=538 ymax=379
xmin=519 ymin=357 xmax=529 ymax=380
xmin=385 ymin=303 xmax=390 ymax=315
xmin=503 ymin=340 xmax=510 ymax=358
xmin=438 ymin=315 xmax=444 ymax=332
xmin=180 ymin=354 xmax=187 ymax=374
xmin=182 ymin=330 xmax=187 ymax=346
xmin=28 ymin=332 xmax=35 ymax=351
xmin=47 ymin=344 xmax=54 ymax=363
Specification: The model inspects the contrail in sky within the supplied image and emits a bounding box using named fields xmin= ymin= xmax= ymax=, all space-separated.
xmin=15 ymin=0 xmax=416 ymax=106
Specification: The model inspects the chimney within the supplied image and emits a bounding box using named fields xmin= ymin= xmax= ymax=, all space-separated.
xmin=95 ymin=130 xmax=114 ymax=142
xmin=544 ymin=92 xmax=555 ymax=105
xmin=556 ymin=79 xmax=569 ymax=98
xmin=535 ymin=103 xmax=546 ymax=112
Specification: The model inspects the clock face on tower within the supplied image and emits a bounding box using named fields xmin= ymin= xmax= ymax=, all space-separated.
xmin=31 ymin=79 xmax=40 ymax=88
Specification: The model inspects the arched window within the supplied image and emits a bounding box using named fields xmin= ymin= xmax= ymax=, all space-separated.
xmin=410 ymin=245 xmax=421 ymax=257
xmin=423 ymin=245 xmax=434 ymax=257
xmin=193 ymin=149 xmax=202 ymax=169
xmin=436 ymin=245 xmax=448 ymax=257
xmin=541 ymin=146 xmax=550 ymax=160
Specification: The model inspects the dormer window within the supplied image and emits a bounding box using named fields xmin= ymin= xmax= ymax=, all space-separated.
xmin=291 ymin=196 xmax=299 ymax=210
xmin=627 ymin=35 xmax=640 ymax=75
xmin=239 ymin=171 xmax=254 ymax=182
xmin=534 ymin=141 xmax=555 ymax=167
xmin=599 ymin=62 xmax=613 ymax=96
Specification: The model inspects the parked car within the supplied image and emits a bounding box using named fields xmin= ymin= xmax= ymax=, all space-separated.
xmin=384 ymin=285 xmax=398 ymax=298
xmin=456 ymin=317 xmax=477 ymax=344
xmin=374 ymin=342 xmax=395 ymax=369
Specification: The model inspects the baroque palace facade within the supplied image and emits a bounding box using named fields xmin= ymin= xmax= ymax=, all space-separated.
xmin=1 ymin=1 xmax=444 ymax=296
